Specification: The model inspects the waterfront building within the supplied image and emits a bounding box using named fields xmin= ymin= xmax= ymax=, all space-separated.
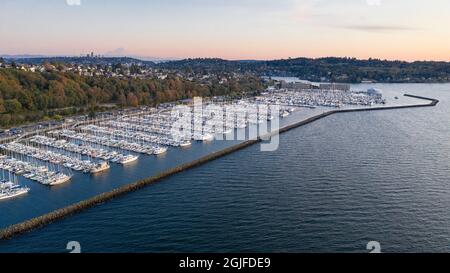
xmin=280 ymin=80 xmax=317 ymax=90
xmin=319 ymin=83 xmax=351 ymax=92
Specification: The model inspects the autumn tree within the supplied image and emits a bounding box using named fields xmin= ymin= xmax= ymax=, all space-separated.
xmin=0 ymin=67 xmax=265 ymax=127
xmin=126 ymin=92 xmax=139 ymax=107
xmin=0 ymin=98 xmax=5 ymax=113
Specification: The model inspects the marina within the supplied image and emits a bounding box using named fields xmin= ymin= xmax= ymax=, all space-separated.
xmin=0 ymin=90 xmax=317 ymax=205
xmin=0 ymin=98 xmax=276 ymax=201
xmin=0 ymin=85 xmax=425 ymax=225
xmin=0 ymin=90 xmax=440 ymax=240
xmin=0 ymin=86 xmax=397 ymax=202
xmin=253 ymin=87 xmax=386 ymax=108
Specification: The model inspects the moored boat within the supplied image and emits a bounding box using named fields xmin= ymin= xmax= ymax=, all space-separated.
xmin=118 ymin=155 xmax=139 ymax=165
xmin=0 ymin=181 xmax=30 ymax=201
xmin=90 ymin=162 xmax=110 ymax=174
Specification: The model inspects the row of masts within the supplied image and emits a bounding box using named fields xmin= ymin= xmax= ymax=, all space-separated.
xmin=1 ymin=100 xmax=291 ymax=201
xmin=0 ymin=154 xmax=71 ymax=186
xmin=29 ymin=135 xmax=139 ymax=165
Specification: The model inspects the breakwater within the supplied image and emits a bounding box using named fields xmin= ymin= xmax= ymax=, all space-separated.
xmin=0 ymin=94 xmax=439 ymax=240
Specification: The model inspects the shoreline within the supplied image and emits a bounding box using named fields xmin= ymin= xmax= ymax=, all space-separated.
xmin=0 ymin=94 xmax=439 ymax=241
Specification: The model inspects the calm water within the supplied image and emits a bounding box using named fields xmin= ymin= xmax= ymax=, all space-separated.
xmin=1 ymin=84 xmax=449 ymax=253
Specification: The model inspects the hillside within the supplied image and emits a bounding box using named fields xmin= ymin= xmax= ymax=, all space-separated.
xmin=0 ymin=68 xmax=264 ymax=128
xmin=6 ymin=56 xmax=154 ymax=66
xmin=156 ymin=57 xmax=450 ymax=83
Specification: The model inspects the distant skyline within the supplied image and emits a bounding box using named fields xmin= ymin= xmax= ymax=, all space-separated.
xmin=1 ymin=0 xmax=449 ymax=61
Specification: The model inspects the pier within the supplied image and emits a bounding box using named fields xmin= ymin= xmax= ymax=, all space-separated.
xmin=0 ymin=94 xmax=439 ymax=240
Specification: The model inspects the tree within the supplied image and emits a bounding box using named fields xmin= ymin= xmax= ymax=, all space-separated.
xmin=130 ymin=64 xmax=141 ymax=74
xmin=17 ymin=91 xmax=36 ymax=111
xmin=113 ymin=63 xmax=123 ymax=73
xmin=0 ymin=67 xmax=268 ymax=127
xmin=4 ymin=99 xmax=23 ymax=113
xmin=0 ymin=99 xmax=6 ymax=113
xmin=53 ymin=114 xmax=63 ymax=121
xmin=118 ymin=93 xmax=127 ymax=107
xmin=88 ymin=109 xmax=96 ymax=119
xmin=0 ymin=114 xmax=12 ymax=127
xmin=126 ymin=92 xmax=139 ymax=107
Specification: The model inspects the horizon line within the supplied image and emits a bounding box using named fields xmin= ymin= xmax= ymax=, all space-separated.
xmin=1 ymin=54 xmax=450 ymax=63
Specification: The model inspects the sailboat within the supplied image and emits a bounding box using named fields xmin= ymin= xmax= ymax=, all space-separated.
xmin=0 ymin=170 xmax=30 ymax=201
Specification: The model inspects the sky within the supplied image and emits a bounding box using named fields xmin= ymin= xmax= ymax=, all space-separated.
xmin=0 ymin=0 xmax=449 ymax=61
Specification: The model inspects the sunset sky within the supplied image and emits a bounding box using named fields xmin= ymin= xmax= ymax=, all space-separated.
xmin=1 ymin=0 xmax=449 ymax=61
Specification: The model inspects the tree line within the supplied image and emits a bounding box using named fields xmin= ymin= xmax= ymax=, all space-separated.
xmin=0 ymin=68 xmax=264 ymax=128
xmin=158 ymin=57 xmax=450 ymax=83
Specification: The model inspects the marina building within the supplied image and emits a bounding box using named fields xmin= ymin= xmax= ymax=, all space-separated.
xmin=319 ymin=83 xmax=351 ymax=92
xmin=280 ymin=80 xmax=318 ymax=90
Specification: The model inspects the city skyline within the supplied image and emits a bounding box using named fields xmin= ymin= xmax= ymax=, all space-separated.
xmin=1 ymin=0 xmax=449 ymax=61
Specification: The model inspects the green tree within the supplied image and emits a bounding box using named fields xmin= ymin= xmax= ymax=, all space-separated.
xmin=0 ymin=99 xmax=6 ymax=113
xmin=53 ymin=114 xmax=63 ymax=121
xmin=5 ymin=99 xmax=23 ymax=113
xmin=0 ymin=114 xmax=12 ymax=127
xmin=130 ymin=64 xmax=141 ymax=74
xmin=118 ymin=93 xmax=127 ymax=107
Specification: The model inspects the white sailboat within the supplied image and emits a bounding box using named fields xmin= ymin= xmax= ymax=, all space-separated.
xmin=0 ymin=171 xmax=30 ymax=201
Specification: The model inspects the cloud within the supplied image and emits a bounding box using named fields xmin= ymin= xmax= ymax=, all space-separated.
xmin=289 ymin=0 xmax=320 ymax=21
xmin=366 ymin=0 xmax=382 ymax=6
xmin=66 ymin=0 xmax=81 ymax=6
xmin=339 ymin=24 xmax=418 ymax=33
